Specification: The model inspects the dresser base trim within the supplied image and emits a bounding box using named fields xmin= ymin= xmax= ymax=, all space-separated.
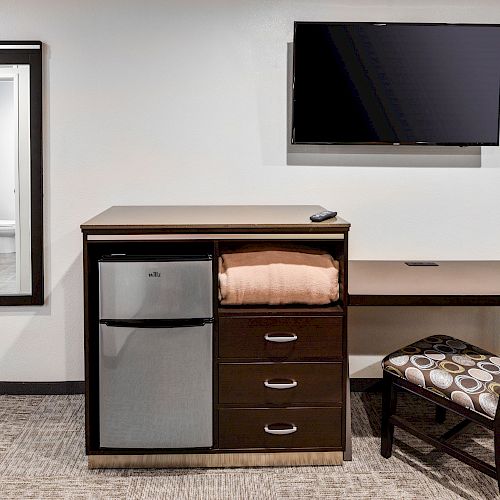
xmin=88 ymin=451 xmax=343 ymax=469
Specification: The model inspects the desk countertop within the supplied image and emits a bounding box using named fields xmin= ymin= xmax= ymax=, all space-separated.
xmin=81 ymin=205 xmax=350 ymax=234
xmin=349 ymin=260 xmax=500 ymax=306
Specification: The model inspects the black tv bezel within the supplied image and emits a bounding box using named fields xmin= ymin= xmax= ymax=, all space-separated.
xmin=291 ymin=21 xmax=500 ymax=147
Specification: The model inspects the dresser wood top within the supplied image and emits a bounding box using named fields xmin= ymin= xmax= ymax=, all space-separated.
xmin=81 ymin=205 xmax=350 ymax=234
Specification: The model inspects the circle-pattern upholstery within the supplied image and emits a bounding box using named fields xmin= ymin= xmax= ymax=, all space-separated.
xmin=382 ymin=335 xmax=499 ymax=419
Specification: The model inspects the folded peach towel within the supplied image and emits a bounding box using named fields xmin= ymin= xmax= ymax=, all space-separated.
xmin=218 ymin=246 xmax=339 ymax=305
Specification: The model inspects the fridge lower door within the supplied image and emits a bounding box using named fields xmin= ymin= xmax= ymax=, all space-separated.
xmin=99 ymin=322 xmax=213 ymax=449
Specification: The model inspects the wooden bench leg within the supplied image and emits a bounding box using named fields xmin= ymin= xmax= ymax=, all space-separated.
xmin=381 ymin=371 xmax=397 ymax=459
xmin=435 ymin=405 xmax=446 ymax=424
xmin=495 ymin=412 xmax=500 ymax=493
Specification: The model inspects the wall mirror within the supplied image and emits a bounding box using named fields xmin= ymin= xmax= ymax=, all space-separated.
xmin=0 ymin=42 xmax=43 ymax=305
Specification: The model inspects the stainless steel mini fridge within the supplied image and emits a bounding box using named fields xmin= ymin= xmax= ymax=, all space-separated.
xmin=98 ymin=254 xmax=213 ymax=449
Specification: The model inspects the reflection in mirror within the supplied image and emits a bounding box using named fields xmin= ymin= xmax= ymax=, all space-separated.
xmin=0 ymin=42 xmax=42 ymax=305
xmin=0 ymin=64 xmax=31 ymax=295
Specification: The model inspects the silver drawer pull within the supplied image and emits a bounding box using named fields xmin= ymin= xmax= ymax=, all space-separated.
xmin=264 ymin=380 xmax=298 ymax=390
xmin=264 ymin=333 xmax=298 ymax=343
xmin=264 ymin=424 xmax=297 ymax=435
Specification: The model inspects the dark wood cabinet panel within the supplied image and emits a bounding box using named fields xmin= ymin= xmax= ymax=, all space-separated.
xmin=218 ymin=407 xmax=342 ymax=449
xmin=82 ymin=206 xmax=350 ymax=465
xmin=219 ymin=316 xmax=343 ymax=360
xmin=218 ymin=305 xmax=343 ymax=316
xmin=219 ymin=362 xmax=342 ymax=405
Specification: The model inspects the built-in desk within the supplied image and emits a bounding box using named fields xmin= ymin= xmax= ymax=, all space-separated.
xmin=349 ymin=261 xmax=500 ymax=306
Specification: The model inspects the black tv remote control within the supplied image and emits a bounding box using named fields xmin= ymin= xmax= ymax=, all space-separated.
xmin=309 ymin=210 xmax=337 ymax=222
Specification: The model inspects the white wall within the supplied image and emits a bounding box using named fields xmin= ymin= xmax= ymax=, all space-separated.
xmin=349 ymin=307 xmax=500 ymax=378
xmin=0 ymin=0 xmax=499 ymax=381
xmin=0 ymin=79 xmax=15 ymax=221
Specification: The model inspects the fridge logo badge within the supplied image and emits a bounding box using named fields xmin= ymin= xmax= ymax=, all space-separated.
xmin=148 ymin=271 xmax=161 ymax=278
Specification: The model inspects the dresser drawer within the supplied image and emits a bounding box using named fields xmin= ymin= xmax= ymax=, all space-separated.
xmin=218 ymin=316 xmax=343 ymax=360
xmin=218 ymin=407 xmax=342 ymax=449
xmin=218 ymin=362 xmax=342 ymax=405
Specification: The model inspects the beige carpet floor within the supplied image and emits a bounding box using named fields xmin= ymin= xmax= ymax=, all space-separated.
xmin=0 ymin=392 xmax=497 ymax=499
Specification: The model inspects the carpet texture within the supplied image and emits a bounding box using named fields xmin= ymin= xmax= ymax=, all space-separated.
xmin=0 ymin=392 xmax=497 ymax=499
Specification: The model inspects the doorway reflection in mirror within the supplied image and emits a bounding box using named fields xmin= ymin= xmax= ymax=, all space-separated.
xmin=0 ymin=64 xmax=31 ymax=295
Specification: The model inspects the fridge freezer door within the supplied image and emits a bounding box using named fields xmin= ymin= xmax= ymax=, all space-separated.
xmin=99 ymin=257 xmax=212 ymax=320
xmin=99 ymin=323 xmax=213 ymax=449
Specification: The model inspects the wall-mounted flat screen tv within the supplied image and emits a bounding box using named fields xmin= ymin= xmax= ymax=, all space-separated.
xmin=292 ymin=22 xmax=500 ymax=145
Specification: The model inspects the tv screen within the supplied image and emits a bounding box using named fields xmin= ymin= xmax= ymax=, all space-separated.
xmin=292 ymin=22 xmax=500 ymax=145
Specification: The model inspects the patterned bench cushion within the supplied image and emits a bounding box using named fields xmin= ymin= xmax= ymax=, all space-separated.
xmin=382 ymin=335 xmax=499 ymax=419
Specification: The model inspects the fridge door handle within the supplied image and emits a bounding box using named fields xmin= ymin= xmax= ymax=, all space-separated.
xmin=99 ymin=254 xmax=213 ymax=262
xmin=100 ymin=318 xmax=213 ymax=329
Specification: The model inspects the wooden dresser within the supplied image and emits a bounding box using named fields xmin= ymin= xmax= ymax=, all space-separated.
xmin=81 ymin=205 xmax=350 ymax=468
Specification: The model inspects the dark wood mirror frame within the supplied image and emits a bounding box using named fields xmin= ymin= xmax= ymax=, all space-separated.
xmin=0 ymin=42 xmax=43 ymax=305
